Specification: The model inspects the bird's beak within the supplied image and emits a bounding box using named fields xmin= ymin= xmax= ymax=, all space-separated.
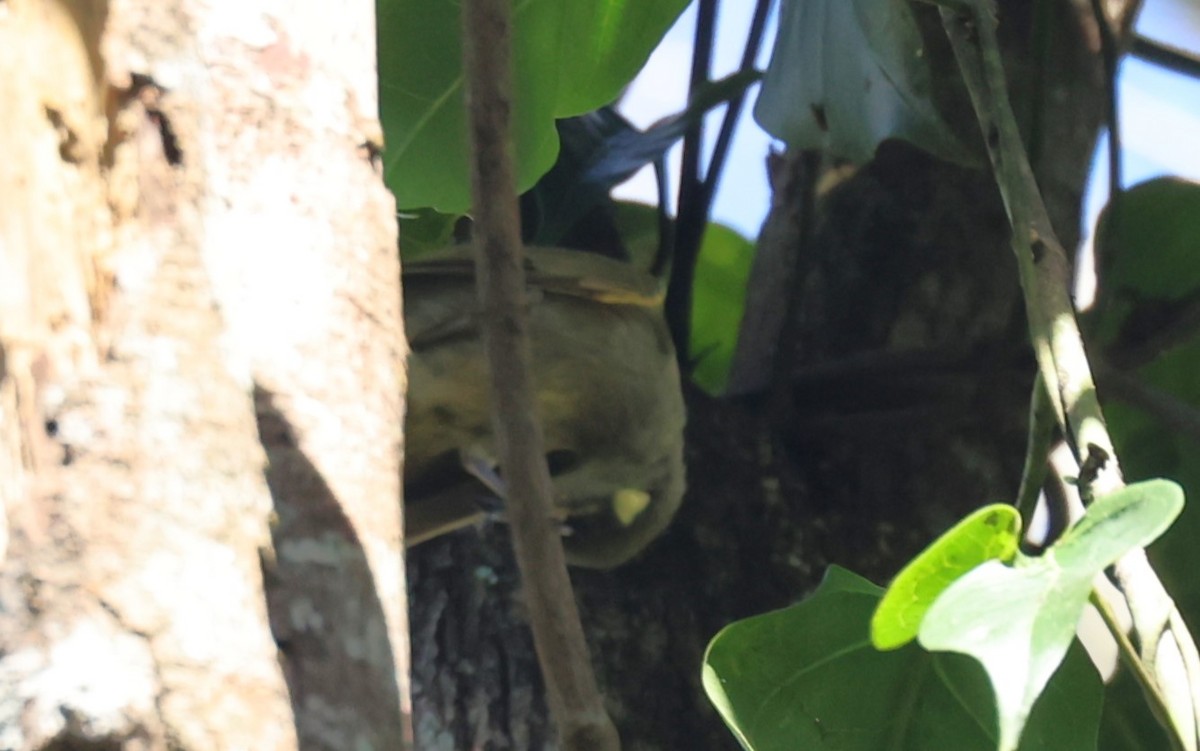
xmin=611 ymin=488 xmax=652 ymax=527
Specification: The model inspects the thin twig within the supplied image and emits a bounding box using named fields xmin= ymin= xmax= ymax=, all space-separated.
xmin=939 ymin=4 xmax=1200 ymax=748
xmin=459 ymin=1 xmax=620 ymax=748
xmin=699 ymin=0 xmax=774 ymax=209
xmin=1090 ymin=0 xmax=1124 ymax=199
xmin=1015 ymin=372 xmax=1056 ymax=528
xmin=1131 ymin=34 xmax=1200 ymax=79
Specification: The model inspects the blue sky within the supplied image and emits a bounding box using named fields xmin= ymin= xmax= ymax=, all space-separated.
xmin=615 ymin=0 xmax=1200 ymax=245
xmin=613 ymin=1 xmax=774 ymax=237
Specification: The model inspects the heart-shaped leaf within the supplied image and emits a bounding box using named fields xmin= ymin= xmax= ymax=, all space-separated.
xmin=703 ymin=566 xmax=1102 ymax=751
xmin=919 ymin=480 xmax=1184 ymax=751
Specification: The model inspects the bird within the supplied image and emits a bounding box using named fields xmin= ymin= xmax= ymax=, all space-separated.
xmin=402 ymin=246 xmax=687 ymax=568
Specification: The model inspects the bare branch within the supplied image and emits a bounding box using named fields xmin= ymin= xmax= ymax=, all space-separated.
xmin=459 ymin=0 xmax=621 ymax=748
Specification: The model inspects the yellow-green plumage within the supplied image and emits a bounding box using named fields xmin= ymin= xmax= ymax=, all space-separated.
xmin=403 ymin=247 xmax=686 ymax=568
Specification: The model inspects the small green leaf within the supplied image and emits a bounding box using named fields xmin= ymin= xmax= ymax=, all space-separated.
xmin=753 ymin=0 xmax=971 ymax=164
xmin=872 ymin=504 xmax=1021 ymax=650
xmin=919 ymin=479 xmax=1184 ymax=751
xmin=703 ymin=566 xmax=1101 ymax=751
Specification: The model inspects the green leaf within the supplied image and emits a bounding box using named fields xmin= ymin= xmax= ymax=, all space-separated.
xmin=1087 ymin=177 xmax=1200 ymax=634
xmin=703 ymin=566 xmax=1102 ymax=751
xmin=1095 ymin=178 xmax=1200 ymax=307
xmin=376 ymin=0 xmax=691 ymax=212
xmin=690 ymin=222 xmax=755 ymax=395
xmin=872 ymin=504 xmax=1021 ymax=650
xmin=753 ymin=0 xmax=971 ymax=164
xmin=919 ymin=480 xmax=1184 ymax=751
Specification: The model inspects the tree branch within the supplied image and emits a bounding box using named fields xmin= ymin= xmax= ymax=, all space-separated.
xmin=459 ymin=1 xmax=620 ymax=748
xmin=939 ymin=4 xmax=1200 ymax=747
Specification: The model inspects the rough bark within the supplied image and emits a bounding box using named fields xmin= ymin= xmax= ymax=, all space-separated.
xmin=407 ymin=1 xmax=1106 ymax=748
xmin=0 ymin=1 xmax=407 ymax=749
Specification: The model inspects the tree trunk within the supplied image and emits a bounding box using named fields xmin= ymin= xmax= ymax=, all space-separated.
xmin=407 ymin=1 xmax=1106 ymax=748
xmin=0 ymin=2 xmax=408 ymax=749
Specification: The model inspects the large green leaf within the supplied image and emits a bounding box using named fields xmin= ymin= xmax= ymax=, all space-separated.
xmin=753 ymin=0 xmax=970 ymax=164
xmin=377 ymin=0 xmax=690 ymax=212
xmin=919 ymin=480 xmax=1184 ymax=751
xmin=703 ymin=566 xmax=1102 ymax=751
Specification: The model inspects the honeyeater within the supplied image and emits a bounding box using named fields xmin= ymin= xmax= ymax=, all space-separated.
xmin=402 ymin=246 xmax=686 ymax=568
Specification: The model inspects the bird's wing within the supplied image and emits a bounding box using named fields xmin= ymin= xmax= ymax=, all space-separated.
xmin=403 ymin=246 xmax=663 ymax=306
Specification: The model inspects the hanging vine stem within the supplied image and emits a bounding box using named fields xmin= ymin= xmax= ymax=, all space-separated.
xmin=459 ymin=0 xmax=621 ymax=748
xmin=938 ymin=2 xmax=1200 ymax=747
xmin=666 ymin=0 xmax=774 ymax=363
xmin=665 ymin=0 xmax=718 ymax=362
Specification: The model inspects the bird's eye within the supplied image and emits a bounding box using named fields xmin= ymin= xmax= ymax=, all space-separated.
xmin=545 ymin=449 xmax=581 ymax=476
